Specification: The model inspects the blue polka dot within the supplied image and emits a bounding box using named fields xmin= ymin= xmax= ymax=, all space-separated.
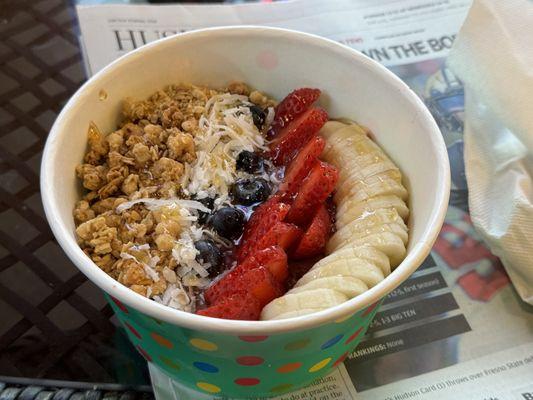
xmin=193 ymin=361 xmax=219 ymax=373
xmin=321 ymin=334 xmax=344 ymax=350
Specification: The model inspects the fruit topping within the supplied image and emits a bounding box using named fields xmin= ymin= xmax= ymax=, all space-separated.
xmin=197 ymin=291 xmax=262 ymax=320
xmin=194 ymin=239 xmax=223 ymax=268
xmin=292 ymin=204 xmax=332 ymax=259
xmin=205 ymin=266 xmax=282 ymax=306
xmin=235 ymin=246 xmax=289 ymax=283
xmin=236 ymin=150 xmax=264 ymax=173
xmin=236 ymin=196 xmax=290 ymax=261
xmin=208 ymin=206 xmax=246 ymax=240
xmin=269 ymin=107 xmax=328 ymax=166
xmin=249 ymin=105 xmax=266 ymax=129
xmin=232 ymin=178 xmax=271 ymax=206
xmin=269 ymin=88 xmax=321 ymax=136
xmin=279 ymin=135 xmax=325 ymax=199
xmin=285 ymin=161 xmax=339 ymax=226
xmin=254 ymin=222 xmax=303 ymax=253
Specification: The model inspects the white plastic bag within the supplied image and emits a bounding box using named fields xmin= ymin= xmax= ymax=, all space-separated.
xmin=449 ymin=0 xmax=533 ymax=304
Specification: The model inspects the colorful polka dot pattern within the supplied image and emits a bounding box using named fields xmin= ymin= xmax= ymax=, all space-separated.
xmin=196 ymin=382 xmax=221 ymax=394
xmin=194 ymin=361 xmax=219 ymax=373
xmin=236 ymin=356 xmax=264 ymax=366
xmin=308 ymin=357 xmax=332 ymax=373
xmin=190 ymin=338 xmax=218 ymax=351
xmin=106 ymin=293 xmax=383 ymax=398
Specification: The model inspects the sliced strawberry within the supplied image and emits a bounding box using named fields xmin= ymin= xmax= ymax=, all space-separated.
xmin=269 ymin=107 xmax=328 ymax=166
xmin=205 ymin=267 xmax=282 ymax=306
xmin=197 ymin=291 xmax=261 ymax=320
xmin=279 ymin=135 xmax=325 ymax=200
xmin=269 ymin=88 xmax=321 ymax=136
xmin=285 ymin=161 xmax=339 ymax=226
xmin=255 ymin=222 xmax=303 ymax=252
xmin=292 ymin=204 xmax=332 ymax=259
xmin=235 ymin=246 xmax=288 ymax=282
xmin=236 ymin=196 xmax=290 ymax=262
xmin=245 ymin=267 xmax=284 ymax=305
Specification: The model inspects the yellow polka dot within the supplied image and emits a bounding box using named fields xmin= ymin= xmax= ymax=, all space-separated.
xmin=335 ymin=314 xmax=352 ymax=323
xmin=196 ymin=382 xmax=221 ymax=394
xmin=190 ymin=338 xmax=218 ymax=351
xmin=308 ymin=357 xmax=332 ymax=373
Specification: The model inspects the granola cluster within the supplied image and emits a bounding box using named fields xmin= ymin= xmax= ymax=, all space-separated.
xmin=73 ymin=83 xmax=274 ymax=311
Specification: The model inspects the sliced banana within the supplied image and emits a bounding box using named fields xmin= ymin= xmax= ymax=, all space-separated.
xmin=319 ymin=120 xmax=350 ymax=140
xmin=296 ymin=257 xmax=384 ymax=288
xmin=335 ymin=174 xmax=408 ymax=204
xmin=270 ymin=309 xmax=326 ymax=320
xmin=260 ymin=288 xmax=347 ymax=321
xmin=261 ymin=121 xmax=410 ymax=321
xmin=288 ymin=276 xmax=368 ymax=297
xmin=332 ymin=232 xmax=407 ymax=267
xmin=328 ymin=208 xmax=408 ymax=250
xmin=318 ymin=245 xmax=391 ymax=276
xmin=336 ymin=195 xmax=409 ymax=228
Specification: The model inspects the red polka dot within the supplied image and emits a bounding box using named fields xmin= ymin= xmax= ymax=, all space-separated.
xmin=235 ymin=378 xmax=260 ymax=386
xmin=124 ymin=322 xmax=141 ymax=339
xmin=136 ymin=345 xmax=152 ymax=362
xmin=362 ymin=302 xmax=379 ymax=317
xmin=333 ymin=351 xmax=349 ymax=367
xmin=345 ymin=327 xmax=363 ymax=345
xmin=236 ymin=356 xmax=264 ymax=366
xmin=111 ymin=296 xmax=128 ymax=313
xmin=238 ymin=335 xmax=269 ymax=342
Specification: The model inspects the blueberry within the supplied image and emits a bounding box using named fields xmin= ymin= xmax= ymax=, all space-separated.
xmin=208 ymin=207 xmax=245 ymax=240
xmin=232 ymin=178 xmax=271 ymax=206
xmin=196 ymin=197 xmax=215 ymax=224
xmin=236 ymin=151 xmax=264 ymax=173
xmin=195 ymin=239 xmax=222 ymax=267
xmin=249 ymin=105 xmax=266 ymax=129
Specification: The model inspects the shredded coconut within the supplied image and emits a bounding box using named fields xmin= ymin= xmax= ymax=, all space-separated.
xmin=182 ymin=93 xmax=269 ymax=204
xmin=116 ymin=198 xmax=210 ymax=213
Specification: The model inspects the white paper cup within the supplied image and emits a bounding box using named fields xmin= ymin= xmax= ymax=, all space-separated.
xmin=41 ymin=27 xmax=450 ymax=397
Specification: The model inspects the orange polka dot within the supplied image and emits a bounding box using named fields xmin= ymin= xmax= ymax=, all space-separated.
xmin=151 ymin=332 xmax=174 ymax=349
xmin=277 ymin=362 xmax=302 ymax=373
xmin=160 ymin=355 xmax=180 ymax=370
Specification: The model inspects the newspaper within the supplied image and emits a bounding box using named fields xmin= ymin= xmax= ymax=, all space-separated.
xmin=76 ymin=1 xmax=533 ymax=399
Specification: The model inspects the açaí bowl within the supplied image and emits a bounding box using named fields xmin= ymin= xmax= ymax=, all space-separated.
xmin=41 ymin=27 xmax=450 ymax=398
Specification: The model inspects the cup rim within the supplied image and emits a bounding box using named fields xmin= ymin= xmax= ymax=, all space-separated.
xmin=41 ymin=26 xmax=450 ymax=334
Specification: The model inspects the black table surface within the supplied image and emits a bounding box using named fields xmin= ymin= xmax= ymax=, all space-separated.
xmin=0 ymin=0 xmax=152 ymax=387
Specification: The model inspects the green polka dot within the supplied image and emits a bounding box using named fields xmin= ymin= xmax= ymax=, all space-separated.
xmin=284 ymin=338 xmax=310 ymax=351
xmin=271 ymin=383 xmax=293 ymax=393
